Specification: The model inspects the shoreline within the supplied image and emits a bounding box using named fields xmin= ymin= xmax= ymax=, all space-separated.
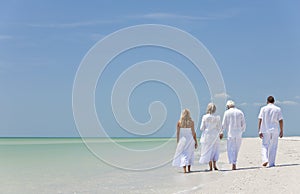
xmin=0 ymin=137 xmax=299 ymax=193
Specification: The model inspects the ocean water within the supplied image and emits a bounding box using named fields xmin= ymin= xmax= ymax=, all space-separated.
xmin=0 ymin=138 xmax=104 ymax=193
xmin=2 ymin=137 xmax=223 ymax=193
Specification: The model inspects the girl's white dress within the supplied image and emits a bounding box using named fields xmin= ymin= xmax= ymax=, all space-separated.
xmin=172 ymin=128 xmax=195 ymax=167
xmin=199 ymin=114 xmax=222 ymax=164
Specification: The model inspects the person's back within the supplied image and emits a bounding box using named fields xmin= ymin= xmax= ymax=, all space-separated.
xmin=201 ymin=114 xmax=221 ymax=132
xmin=258 ymin=96 xmax=284 ymax=167
xmin=223 ymin=107 xmax=246 ymax=137
xmin=259 ymin=103 xmax=282 ymax=133
xmin=222 ymin=100 xmax=246 ymax=170
xmin=199 ymin=103 xmax=222 ymax=170
xmin=179 ymin=127 xmax=192 ymax=138
xmin=172 ymin=109 xmax=197 ymax=173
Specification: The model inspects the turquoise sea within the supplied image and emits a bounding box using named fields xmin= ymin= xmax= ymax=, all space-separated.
xmin=1 ymin=137 xmax=198 ymax=193
xmin=1 ymin=135 xmax=297 ymax=193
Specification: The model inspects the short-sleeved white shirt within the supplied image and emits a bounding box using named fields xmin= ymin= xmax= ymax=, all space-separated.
xmin=222 ymin=108 xmax=246 ymax=138
xmin=258 ymin=103 xmax=283 ymax=133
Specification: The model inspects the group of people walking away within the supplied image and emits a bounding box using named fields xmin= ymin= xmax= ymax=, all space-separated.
xmin=172 ymin=96 xmax=284 ymax=173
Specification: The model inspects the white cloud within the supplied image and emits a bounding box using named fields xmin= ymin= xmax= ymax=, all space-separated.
xmin=295 ymin=96 xmax=300 ymax=99
xmin=253 ymin=102 xmax=264 ymax=107
xmin=28 ymin=19 xmax=119 ymax=28
xmin=253 ymin=100 xmax=299 ymax=106
xmin=27 ymin=11 xmax=237 ymax=29
xmin=129 ymin=11 xmax=238 ymax=21
xmin=276 ymin=100 xmax=299 ymax=106
xmin=238 ymin=102 xmax=248 ymax=106
xmin=139 ymin=13 xmax=212 ymax=20
xmin=214 ymin=92 xmax=230 ymax=98
xmin=0 ymin=35 xmax=13 ymax=40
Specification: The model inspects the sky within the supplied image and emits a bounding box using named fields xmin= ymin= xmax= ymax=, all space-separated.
xmin=0 ymin=0 xmax=299 ymax=137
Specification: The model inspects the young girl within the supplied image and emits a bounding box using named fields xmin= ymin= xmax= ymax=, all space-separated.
xmin=172 ymin=109 xmax=198 ymax=173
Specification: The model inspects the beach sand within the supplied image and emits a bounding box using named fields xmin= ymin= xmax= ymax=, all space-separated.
xmin=1 ymin=137 xmax=299 ymax=193
xmin=189 ymin=137 xmax=300 ymax=194
xmin=100 ymin=137 xmax=300 ymax=194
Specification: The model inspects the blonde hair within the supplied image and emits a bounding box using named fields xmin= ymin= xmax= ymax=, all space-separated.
xmin=206 ymin=103 xmax=216 ymax=114
xmin=179 ymin=109 xmax=193 ymax=128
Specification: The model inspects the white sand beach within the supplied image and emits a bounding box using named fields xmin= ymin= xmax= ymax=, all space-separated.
xmin=1 ymin=137 xmax=299 ymax=193
xmin=99 ymin=137 xmax=300 ymax=194
xmin=188 ymin=137 xmax=300 ymax=194
xmin=109 ymin=137 xmax=300 ymax=194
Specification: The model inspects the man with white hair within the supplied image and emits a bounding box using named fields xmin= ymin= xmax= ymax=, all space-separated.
xmin=222 ymin=100 xmax=246 ymax=170
xmin=258 ymin=96 xmax=283 ymax=167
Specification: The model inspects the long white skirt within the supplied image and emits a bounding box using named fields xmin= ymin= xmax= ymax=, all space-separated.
xmin=199 ymin=130 xmax=220 ymax=164
xmin=172 ymin=128 xmax=195 ymax=167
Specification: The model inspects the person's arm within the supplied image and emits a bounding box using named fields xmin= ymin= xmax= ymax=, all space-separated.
xmin=258 ymin=119 xmax=263 ymax=138
xmin=279 ymin=119 xmax=283 ymax=138
xmin=278 ymin=109 xmax=283 ymax=138
xmin=217 ymin=116 xmax=223 ymax=139
xmin=258 ymin=108 xmax=263 ymax=138
xmin=176 ymin=122 xmax=180 ymax=143
xmin=241 ymin=112 xmax=246 ymax=132
xmin=221 ymin=113 xmax=227 ymax=137
xmin=191 ymin=121 xmax=198 ymax=149
xmin=200 ymin=116 xmax=205 ymax=131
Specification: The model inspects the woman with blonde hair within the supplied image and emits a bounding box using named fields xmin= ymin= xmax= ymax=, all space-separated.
xmin=172 ymin=109 xmax=198 ymax=173
xmin=199 ymin=103 xmax=223 ymax=171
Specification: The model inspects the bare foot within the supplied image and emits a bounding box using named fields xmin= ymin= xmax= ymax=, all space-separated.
xmin=262 ymin=162 xmax=268 ymax=167
xmin=232 ymin=164 xmax=236 ymax=170
xmin=188 ymin=165 xmax=191 ymax=173
xmin=213 ymin=161 xmax=218 ymax=170
xmin=209 ymin=161 xmax=212 ymax=171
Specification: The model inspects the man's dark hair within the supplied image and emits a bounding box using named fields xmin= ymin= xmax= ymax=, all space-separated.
xmin=267 ymin=96 xmax=275 ymax=103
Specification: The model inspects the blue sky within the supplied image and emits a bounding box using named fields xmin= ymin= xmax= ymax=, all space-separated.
xmin=0 ymin=0 xmax=299 ymax=137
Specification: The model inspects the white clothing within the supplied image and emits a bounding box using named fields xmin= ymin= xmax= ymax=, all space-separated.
xmin=172 ymin=128 xmax=195 ymax=167
xmin=258 ymin=104 xmax=283 ymax=133
xmin=199 ymin=114 xmax=221 ymax=164
xmin=258 ymin=103 xmax=283 ymax=166
xmin=199 ymin=141 xmax=219 ymax=164
xmin=222 ymin=107 xmax=246 ymax=138
xmin=222 ymin=107 xmax=246 ymax=165
xmin=227 ymin=137 xmax=242 ymax=164
xmin=261 ymin=132 xmax=279 ymax=167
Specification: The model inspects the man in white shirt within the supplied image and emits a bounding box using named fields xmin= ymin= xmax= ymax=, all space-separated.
xmin=258 ymin=96 xmax=283 ymax=167
xmin=222 ymin=100 xmax=246 ymax=170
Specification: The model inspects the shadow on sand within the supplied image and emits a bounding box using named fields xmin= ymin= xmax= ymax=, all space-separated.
xmin=219 ymin=163 xmax=300 ymax=172
xmin=219 ymin=166 xmax=261 ymax=172
xmin=188 ymin=169 xmax=214 ymax=173
xmin=274 ymin=163 xmax=300 ymax=168
xmin=178 ymin=163 xmax=300 ymax=174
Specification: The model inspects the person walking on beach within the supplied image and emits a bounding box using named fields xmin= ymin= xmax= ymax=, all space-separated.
xmin=258 ymin=96 xmax=284 ymax=167
xmin=222 ymin=100 xmax=246 ymax=170
xmin=199 ymin=103 xmax=223 ymax=171
xmin=172 ymin=109 xmax=198 ymax=173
